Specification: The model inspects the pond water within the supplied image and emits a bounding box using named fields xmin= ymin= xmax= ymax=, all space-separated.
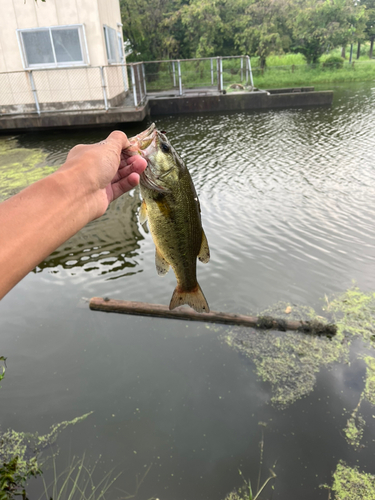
xmin=1 ymin=81 xmax=375 ymax=499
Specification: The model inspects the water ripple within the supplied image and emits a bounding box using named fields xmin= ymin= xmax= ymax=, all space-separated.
xmin=5 ymin=82 xmax=374 ymax=310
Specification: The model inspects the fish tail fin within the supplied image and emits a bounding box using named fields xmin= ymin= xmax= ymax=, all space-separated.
xmin=169 ymin=283 xmax=210 ymax=313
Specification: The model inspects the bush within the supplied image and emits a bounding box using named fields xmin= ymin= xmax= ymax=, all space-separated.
xmin=322 ymin=56 xmax=344 ymax=70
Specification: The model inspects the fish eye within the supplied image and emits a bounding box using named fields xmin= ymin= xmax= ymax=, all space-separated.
xmin=161 ymin=142 xmax=170 ymax=153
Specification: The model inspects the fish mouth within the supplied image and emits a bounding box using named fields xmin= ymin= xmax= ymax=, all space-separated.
xmin=129 ymin=123 xmax=156 ymax=149
xmin=132 ymin=127 xmax=170 ymax=193
xmin=129 ymin=123 xmax=158 ymax=158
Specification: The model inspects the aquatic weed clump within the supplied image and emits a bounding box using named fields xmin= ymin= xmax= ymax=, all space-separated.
xmin=343 ymin=355 xmax=375 ymax=448
xmin=329 ymin=461 xmax=375 ymax=500
xmin=324 ymin=287 xmax=375 ymax=448
xmin=256 ymin=316 xmax=288 ymax=332
xmin=297 ymin=319 xmax=337 ymax=338
xmin=327 ymin=286 xmax=375 ymax=343
xmin=225 ymin=289 xmax=375 ymax=450
xmin=0 ymin=412 xmax=93 ymax=473
xmin=226 ymin=327 xmax=346 ymax=408
xmin=225 ymin=302 xmax=347 ymax=408
xmin=0 ymin=138 xmax=55 ymax=201
xmin=0 ymin=411 xmax=93 ymax=499
xmin=225 ymin=289 xmax=375 ymax=410
xmin=363 ymin=356 xmax=375 ymax=406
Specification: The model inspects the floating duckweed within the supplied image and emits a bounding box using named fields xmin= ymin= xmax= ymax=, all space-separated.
xmin=260 ymin=302 xmax=317 ymax=323
xmin=344 ymin=410 xmax=365 ymax=448
xmin=0 ymin=138 xmax=55 ymax=201
xmin=327 ymin=287 xmax=375 ymax=343
xmin=363 ymin=356 xmax=375 ymax=406
xmin=226 ymin=328 xmax=347 ymax=408
xmin=225 ymin=290 xmax=375 ymax=410
xmin=330 ymin=461 xmax=375 ymax=500
xmin=223 ymin=492 xmax=242 ymax=500
xmin=0 ymin=412 xmax=93 ymax=476
xmin=343 ymin=355 xmax=375 ymax=448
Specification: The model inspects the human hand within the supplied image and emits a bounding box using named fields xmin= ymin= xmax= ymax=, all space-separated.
xmin=61 ymin=130 xmax=147 ymax=221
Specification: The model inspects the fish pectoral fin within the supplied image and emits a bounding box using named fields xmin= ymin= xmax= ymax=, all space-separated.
xmin=139 ymin=200 xmax=148 ymax=225
xmin=198 ymin=229 xmax=210 ymax=264
xmin=169 ymin=283 xmax=210 ymax=313
xmin=155 ymin=248 xmax=170 ymax=276
xmin=139 ymin=200 xmax=149 ymax=232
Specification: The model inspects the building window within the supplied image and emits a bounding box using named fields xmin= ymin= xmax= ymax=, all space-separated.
xmin=104 ymin=25 xmax=122 ymax=63
xmin=117 ymin=32 xmax=125 ymax=62
xmin=17 ymin=25 xmax=89 ymax=68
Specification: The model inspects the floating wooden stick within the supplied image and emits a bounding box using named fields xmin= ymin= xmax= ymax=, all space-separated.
xmin=89 ymin=297 xmax=336 ymax=337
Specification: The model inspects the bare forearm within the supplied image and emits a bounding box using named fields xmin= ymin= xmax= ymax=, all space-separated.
xmin=0 ymin=170 xmax=91 ymax=299
xmin=0 ymin=130 xmax=147 ymax=300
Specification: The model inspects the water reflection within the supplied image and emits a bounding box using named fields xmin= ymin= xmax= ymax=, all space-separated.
xmin=38 ymin=191 xmax=144 ymax=279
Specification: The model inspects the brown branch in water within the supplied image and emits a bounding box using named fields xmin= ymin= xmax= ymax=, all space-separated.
xmin=89 ymin=297 xmax=336 ymax=337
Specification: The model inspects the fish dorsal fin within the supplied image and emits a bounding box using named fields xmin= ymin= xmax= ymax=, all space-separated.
xmin=198 ymin=229 xmax=210 ymax=264
xmin=155 ymin=248 xmax=170 ymax=276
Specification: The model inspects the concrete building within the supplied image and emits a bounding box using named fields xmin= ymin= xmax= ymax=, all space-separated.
xmin=0 ymin=0 xmax=128 ymax=114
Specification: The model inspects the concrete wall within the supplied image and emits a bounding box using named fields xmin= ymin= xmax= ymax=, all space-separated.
xmin=0 ymin=0 xmax=127 ymax=110
xmin=0 ymin=89 xmax=335 ymax=132
xmin=148 ymin=90 xmax=334 ymax=115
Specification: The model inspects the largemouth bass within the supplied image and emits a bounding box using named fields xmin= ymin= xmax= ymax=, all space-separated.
xmin=130 ymin=124 xmax=210 ymax=313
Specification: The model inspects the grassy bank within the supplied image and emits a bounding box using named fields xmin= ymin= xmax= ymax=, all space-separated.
xmin=251 ymin=44 xmax=375 ymax=88
xmin=252 ymin=60 xmax=375 ymax=89
xmin=143 ymin=44 xmax=375 ymax=92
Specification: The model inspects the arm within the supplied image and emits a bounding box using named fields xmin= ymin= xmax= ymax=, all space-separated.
xmin=0 ymin=131 xmax=147 ymax=300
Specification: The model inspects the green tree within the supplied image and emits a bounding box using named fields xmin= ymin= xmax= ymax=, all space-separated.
xmin=165 ymin=0 xmax=225 ymax=58
xmin=289 ymin=0 xmax=367 ymax=64
xmin=120 ymin=0 xmax=181 ymax=61
xmin=234 ymin=0 xmax=291 ymax=67
xmin=363 ymin=0 xmax=375 ymax=57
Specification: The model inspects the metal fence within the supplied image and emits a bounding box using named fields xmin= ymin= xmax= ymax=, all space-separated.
xmin=0 ymin=63 xmax=147 ymax=116
xmin=143 ymin=56 xmax=253 ymax=94
xmin=0 ymin=56 xmax=254 ymax=116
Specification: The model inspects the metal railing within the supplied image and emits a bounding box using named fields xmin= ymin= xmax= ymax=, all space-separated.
xmin=0 ymin=56 xmax=254 ymax=116
xmin=143 ymin=55 xmax=253 ymax=94
xmin=0 ymin=63 xmax=147 ymax=116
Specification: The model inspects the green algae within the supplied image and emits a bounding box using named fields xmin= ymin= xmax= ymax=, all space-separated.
xmin=343 ymin=407 xmax=365 ymax=449
xmin=329 ymin=461 xmax=375 ymax=500
xmin=226 ymin=328 xmax=347 ymax=407
xmin=225 ymin=301 xmax=348 ymax=408
xmin=343 ymin=355 xmax=375 ymax=448
xmin=224 ymin=288 xmax=375 ymax=412
xmin=224 ymin=290 xmax=375 ymax=497
xmin=0 ymin=357 xmax=5 ymax=387
xmin=327 ymin=287 xmax=375 ymax=343
xmin=224 ymin=492 xmax=242 ymax=500
xmin=0 ymin=412 xmax=93 ymax=477
xmin=363 ymin=356 xmax=375 ymax=405
xmin=0 ymin=138 xmax=56 ymax=201
xmin=327 ymin=288 xmax=375 ymax=448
